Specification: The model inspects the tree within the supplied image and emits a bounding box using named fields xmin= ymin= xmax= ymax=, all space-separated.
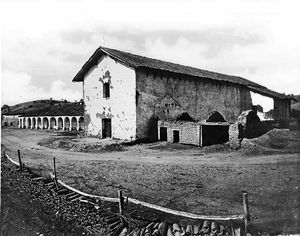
xmin=1 ymin=104 xmax=10 ymax=113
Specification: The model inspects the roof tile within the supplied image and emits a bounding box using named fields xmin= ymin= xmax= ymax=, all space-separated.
xmin=73 ymin=47 xmax=291 ymax=100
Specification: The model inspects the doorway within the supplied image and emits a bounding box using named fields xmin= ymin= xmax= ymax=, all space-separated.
xmin=102 ymin=118 xmax=112 ymax=138
xmin=173 ymin=130 xmax=179 ymax=143
xmin=160 ymin=127 xmax=167 ymax=141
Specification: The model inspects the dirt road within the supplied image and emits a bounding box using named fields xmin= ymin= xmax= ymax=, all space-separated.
xmin=1 ymin=128 xmax=300 ymax=234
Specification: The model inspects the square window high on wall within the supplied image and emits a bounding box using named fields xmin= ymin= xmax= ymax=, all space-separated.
xmin=103 ymin=82 xmax=110 ymax=98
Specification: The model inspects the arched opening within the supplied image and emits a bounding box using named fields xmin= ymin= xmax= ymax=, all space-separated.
xmin=27 ymin=118 xmax=32 ymax=128
xmin=79 ymin=117 xmax=84 ymax=130
xmin=20 ymin=119 xmax=22 ymax=128
xmin=206 ymin=111 xmax=226 ymax=122
xmin=50 ymin=117 xmax=56 ymax=129
xmin=57 ymin=117 xmax=63 ymax=130
xmin=71 ymin=117 xmax=77 ymax=131
xmin=32 ymin=118 xmax=36 ymax=128
xmin=37 ymin=117 xmax=41 ymax=129
xmin=202 ymin=111 xmax=228 ymax=146
xmin=42 ymin=117 xmax=49 ymax=129
xmin=64 ymin=117 xmax=70 ymax=130
xmin=23 ymin=118 xmax=26 ymax=128
xmin=176 ymin=112 xmax=194 ymax=121
xmin=4 ymin=122 xmax=8 ymax=127
xmin=10 ymin=122 xmax=13 ymax=126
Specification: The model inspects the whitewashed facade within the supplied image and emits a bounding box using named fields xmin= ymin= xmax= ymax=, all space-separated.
xmin=83 ymin=55 xmax=136 ymax=140
xmin=1 ymin=114 xmax=20 ymax=127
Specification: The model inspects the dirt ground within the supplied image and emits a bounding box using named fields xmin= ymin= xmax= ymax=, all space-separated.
xmin=1 ymin=128 xmax=300 ymax=234
xmin=0 ymin=159 xmax=87 ymax=236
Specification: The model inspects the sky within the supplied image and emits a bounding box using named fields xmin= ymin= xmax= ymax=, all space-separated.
xmin=1 ymin=0 xmax=300 ymax=111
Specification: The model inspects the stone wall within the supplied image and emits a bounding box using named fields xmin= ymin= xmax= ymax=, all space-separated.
xmin=136 ymin=68 xmax=252 ymax=140
xmin=229 ymin=123 xmax=241 ymax=149
xmin=237 ymin=110 xmax=262 ymax=139
xmin=229 ymin=110 xmax=269 ymax=149
xmin=158 ymin=120 xmax=200 ymax=146
xmin=274 ymin=99 xmax=291 ymax=122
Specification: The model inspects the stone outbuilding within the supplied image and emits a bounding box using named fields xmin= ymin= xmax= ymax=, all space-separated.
xmin=72 ymin=46 xmax=293 ymax=141
xmin=158 ymin=111 xmax=230 ymax=146
xmin=158 ymin=120 xmax=230 ymax=146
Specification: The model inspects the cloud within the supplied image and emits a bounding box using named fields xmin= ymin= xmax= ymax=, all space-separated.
xmin=59 ymin=30 xmax=95 ymax=44
xmin=1 ymin=70 xmax=81 ymax=105
xmin=68 ymin=28 xmax=261 ymax=57
xmin=141 ymin=27 xmax=299 ymax=95
xmin=1 ymin=0 xmax=299 ymax=108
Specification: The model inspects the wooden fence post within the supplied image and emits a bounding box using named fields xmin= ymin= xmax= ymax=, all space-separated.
xmin=17 ymin=150 xmax=22 ymax=170
xmin=118 ymin=190 xmax=124 ymax=215
xmin=242 ymin=191 xmax=250 ymax=235
xmin=53 ymin=157 xmax=59 ymax=190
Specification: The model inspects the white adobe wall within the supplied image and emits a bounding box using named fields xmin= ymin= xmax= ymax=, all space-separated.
xmin=1 ymin=115 xmax=20 ymax=127
xmin=83 ymin=55 xmax=136 ymax=140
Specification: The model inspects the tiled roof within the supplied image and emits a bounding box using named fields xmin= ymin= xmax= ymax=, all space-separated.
xmin=21 ymin=103 xmax=84 ymax=117
xmin=2 ymin=111 xmax=24 ymax=116
xmin=73 ymin=46 xmax=291 ymax=100
xmin=247 ymin=85 xmax=292 ymax=100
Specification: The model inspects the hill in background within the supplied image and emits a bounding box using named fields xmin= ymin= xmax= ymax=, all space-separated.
xmin=22 ymin=102 xmax=84 ymax=117
xmin=1 ymin=99 xmax=83 ymax=116
xmin=292 ymin=102 xmax=300 ymax=111
xmin=290 ymin=94 xmax=300 ymax=112
xmin=291 ymin=95 xmax=300 ymax=105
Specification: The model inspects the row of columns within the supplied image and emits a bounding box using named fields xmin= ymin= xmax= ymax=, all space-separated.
xmin=19 ymin=116 xmax=84 ymax=131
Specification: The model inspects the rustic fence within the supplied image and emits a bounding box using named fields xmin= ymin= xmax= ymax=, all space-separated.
xmin=3 ymin=150 xmax=251 ymax=235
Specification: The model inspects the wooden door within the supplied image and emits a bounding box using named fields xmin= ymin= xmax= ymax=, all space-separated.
xmin=102 ymin=119 xmax=111 ymax=138
xmin=160 ymin=127 xmax=167 ymax=141
xmin=173 ymin=130 xmax=179 ymax=143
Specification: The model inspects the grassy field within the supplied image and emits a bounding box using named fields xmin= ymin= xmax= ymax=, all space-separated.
xmin=1 ymin=128 xmax=300 ymax=234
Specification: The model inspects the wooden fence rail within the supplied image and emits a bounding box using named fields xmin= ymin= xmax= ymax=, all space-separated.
xmin=3 ymin=151 xmax=250 ymax=234
xmin=18 ymin=149 xmax=22 ymax=170
xmin=49 ymin=160 xmax=246 ymax=221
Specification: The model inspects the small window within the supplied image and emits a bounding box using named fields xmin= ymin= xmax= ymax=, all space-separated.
xmin=103 ymin=82 xmax=110 ymax=98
